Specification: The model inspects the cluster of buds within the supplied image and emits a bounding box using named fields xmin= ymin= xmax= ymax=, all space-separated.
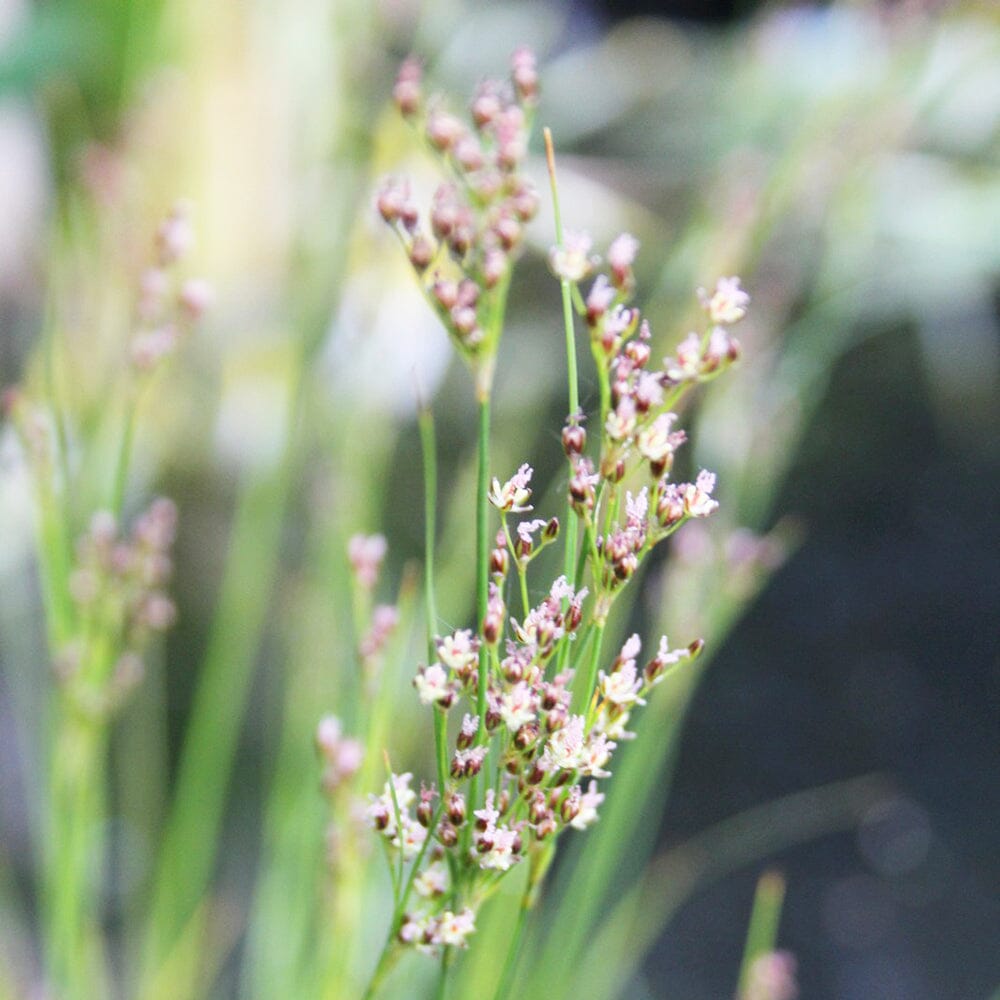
xmin=59 ymin=498 xmax=177 ymax=714
xmin=398 ymin=906 xmax=476 ymax=955
xmin=130 ymin=202 xmax=212 ymax=373
xmin=378 ymin=50 xmax=540 ymax=368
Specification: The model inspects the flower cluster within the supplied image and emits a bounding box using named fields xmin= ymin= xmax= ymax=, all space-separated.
xmin=378 ymin=50 xmax=539 ymax=381
xmin=130 ymin=202 xmax=212 ymax=373
xmin=347 ymin=53 xmax=754 ymax=973
xmin=59 ymin=499 xmax=178 ymax=715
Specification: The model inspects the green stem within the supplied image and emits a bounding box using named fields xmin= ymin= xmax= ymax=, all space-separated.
xmin=44 ymin=710 xmax=106 ymax=1000
xmin=475 ymin=392 xmax=491 ymax=738
xmin=110 ymin=395 xmax=137 ymax=520
xmin=574 ymin=621 xmax=606 ymax=717
xmin=737 ymin=871 xmax=787 ymax=996
xmin=419 ymin=402 xmax=439 ymax=660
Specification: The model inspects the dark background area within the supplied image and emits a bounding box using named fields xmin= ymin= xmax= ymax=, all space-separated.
xmin=650 ymin=321 xmax=1000 ymax=998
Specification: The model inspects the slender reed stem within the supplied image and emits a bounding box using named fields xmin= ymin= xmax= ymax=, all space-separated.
xmin=419 ymin=401 xmax=439 ymax=660
xmin=475 ymin=392 xmax=491 ymax=739
xmin=544 ymin=128 xmax=580 ymax=596
xmin=575 ymin=621 xmax=606 ymax=718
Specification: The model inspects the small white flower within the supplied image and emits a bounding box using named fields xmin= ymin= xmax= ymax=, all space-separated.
xmin=540 ymin=715 xmax=587 ymax=772
xmin=478 ymin=826 xmax=521 ymax=871
xmin=414 ymin=663 xmax=453 ymax=706
xmin=549 ymin=231 xmax=595 ymax=282
xmin=580 ymin=732 xmax=615 ymax=778
xmin=608 ymin=233 xmax=639 ymax=274
xmin=637 ymin=413 xmax=684 ymax=464
xmin=666 ymin=332 xmax=703 ymax=381
xmin=500 ymin=681 xmax=538 ymax=731
xmin=473 ymin=789 xmax=500 ymax=831
xmin=433 ymin=908 xmax=477 ymax=947
xmin=413 ymin=861 xmax=449 ymax=897
xmin=570 ymin=780 xmax=605 ymax=830
xmin=683 ymin=470 xmax=719 ymax=518
xmin=488 ymin=463 xmax=534 ymax=512
xmin=606 ymin=397 xmax=637 ymax=442
xmin=702 ymin=276 xmax=749 ymax=325
xmin=437 ymin=629 xmax=479 ymax=673
xmin=599 ymin=661 xmax=646 ymax=707
xmin=391 ymin=815 xmax=427 ymax=860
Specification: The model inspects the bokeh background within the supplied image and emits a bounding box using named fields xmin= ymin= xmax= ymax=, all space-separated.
xmin=1 ymin=1 xmax=998 ymax=998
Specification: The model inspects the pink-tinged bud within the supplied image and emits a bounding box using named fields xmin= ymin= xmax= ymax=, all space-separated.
xmin=544 ymin=517 xmax=559 ymax=540
xmin=625 ymin=339 xmax=651 ymax=369
xmin=433 ymin=279 xmax=458 ymax=310
xmin=408 ymin=234 xmax=435 ymax=271
xmin=545 ymin=705 xmax=568 ymax=733
xmin=586 ymin=276 xmax=615 ymax=326
xmin=656 ymin=486 xmax=685 ymax=528
xmin=505 ymin=755 xmax=521 ymax=775
xmin=426 ymin=110 xmax=464 ymax=152
xmin=527 ymin=764 xmax=545 ymax=785
xmin=451 ymin=305 xmax=478 ymax=337
xmin=607 ymin=233 xmax=639 ymax=289
xmin=493 ymin=215 xmax=521 ymax=251
xmin=485 ymin=703 xmax=502 ymax=732
xmin=688 ymin=638 xmax=705 ymax=658
xmin=510 ymin=182 xmax=539 ymax=221
xmin=607 ymin=458 xmax=626 ymax=484
xmin=447 ymin=793 xmax=466 ymax=826
xmin=502 ymin=656 xmax=523 ymax=684
xmin=454 ymin=134 xmax=484 ymax=172
xmin=437 ymin=820 xmax=458 ymax=847
xmin=471 ymin=89 xmax=502 ymax=128
xmin=562 ymin=422 xmax=586 ymax=456
xmin=613 ymin=551 xmax=638 ymax=581
xmin=561 ymin=786 xmax=582 ymax=824
xmin=416 ymin=798 xmax=433 ymax=828
xmin=498 ymin=789 xmax=511 ymax=814
xmin=515 ymin=722 xmax=539 ymax=751
xmin=393 ymin=57 xmax=422 ymax=117
xmin=400 ymin=203 xmax=419 ymax=232
xmin=510 ymin=46 xmax=538 ymax=103
xmin=371 ymin=801 xmax=390 ymax=831
xmin=455 ymin=279 xmax=479 ymax=307
xmin=156 ymin=203 xmax=194 ymax=266
xmin=483 ymin=609 xmax=503 ymax=646
xmin=377 ymin=179 xmax=407 ymax=223
xmin=430 ymin=188 xmax=457 ymax=238
xmin=179 ymin=278 xmax=213 ymax=321
xmin=491 ymin=543 xmax=509 ymax=578
xmin=566 ymin=599 xmax=584 ymax=633
xmin=449 ymin=224 xmax=472 ymax=257
xmin=483 ymin=248 xmax=507 ymax=289
xmin=529 ymin=792 xmax=548 ymax=825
